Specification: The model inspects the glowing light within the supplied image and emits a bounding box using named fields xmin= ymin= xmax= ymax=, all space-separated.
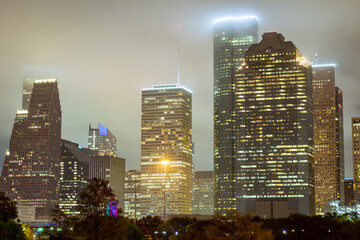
xmin=161 ymin=160 xmax=169 ymax=165
xmin=142 ymin=84 xmax=192 ymax=94
xmin=16 ymin=110 xmax=28 ymax=114
xmin=312 ymin=64 xmax=336 ymax=68
xmin=34 ymin=79 xmax=57 ymax=83
xmin=106 ymin=201 xmax=118 ymax=217
xmin=99 ymin=124 xmax=108 ymax=136
xmin=213 ymin=16 xmax=259 ymax=24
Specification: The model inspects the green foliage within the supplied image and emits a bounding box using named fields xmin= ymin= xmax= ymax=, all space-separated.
xmin=0 ymin=191 xmax=18 ymax=222
xmin=0 ymin=220 xmax=26 ymax=240
xmin=136 ymin=215 xmax=162 ymax=236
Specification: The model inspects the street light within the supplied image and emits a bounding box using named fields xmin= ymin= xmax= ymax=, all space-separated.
xmin=161 ymin=160 xmax=169 ymax=221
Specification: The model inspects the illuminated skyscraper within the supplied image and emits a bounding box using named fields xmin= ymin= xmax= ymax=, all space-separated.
xmin=235 ymin=32 xmax=315 ymax=217
xmin=124 ymin=170 xmax=141 ymax=219
xmin=88 ymin=123 xmax=117 ymax=156
xmin=0 ymin=79 xmax=61 ymax=219
xmin=352 ymin=117 xmax=360 ymax=203
xmin=60 ymin=140 xmax=89 ymax=215
xmin=312 ymin=64 xmax=344 ymax=214
xmin=192 ymin=171 xmax=214 ymax=216
xmin=213 ymin=16 xmax=258 ymax=214
xmin=345 ymin=178 xmax=354 ymax=206
xmin=140 ymin=84 xmax=192 ymax=218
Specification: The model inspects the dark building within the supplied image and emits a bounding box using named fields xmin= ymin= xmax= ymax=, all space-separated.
xmin=60 ymin=140 xmax=90 ymax=215
xmin=344 ymin=178 xmax=354 ymax=206
xmin=235 ymin=33 xmax=315 ymax=217
xmin=213 ymin=16 xmax=258 ymax=214
xmin=1 ymin=79 xmax=61 ymax=219
xmin=312 ymin=65 xmax=344 ymax=214
xmin=89 ymin=155 xmax=125 ymax=210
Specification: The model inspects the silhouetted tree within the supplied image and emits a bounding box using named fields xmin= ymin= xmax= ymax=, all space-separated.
xmin=0 ymin=191 xmax=18 ymax=222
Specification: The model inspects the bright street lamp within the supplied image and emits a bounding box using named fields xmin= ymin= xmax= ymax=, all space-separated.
xmin=161 ymin=160 xmax=169 ymax=220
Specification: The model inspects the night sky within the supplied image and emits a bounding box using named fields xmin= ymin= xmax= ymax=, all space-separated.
xmin=0 ymin=0 xmax=359 ymax=177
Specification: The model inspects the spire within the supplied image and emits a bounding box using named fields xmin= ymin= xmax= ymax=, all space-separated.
xmin=177 ymin=24 xmax=181 ymax=86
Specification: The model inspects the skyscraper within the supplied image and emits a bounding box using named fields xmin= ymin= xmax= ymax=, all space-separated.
xmin=352 ymin=117 xmax=360 ymax=203
xmin=235 ymin=32 xmax=315 ymax=217
xmin=124 ymin=170 xmax=141 ymax=219
xmin=312 ymin=64 xmax=344 ymax=214
xmin=192 ymin=171 xmax=214 ymax=216
xmin=0 ymin=79 xmax=61 ymax=219
xmin=60 ymin=140 xmax=89 ymax=215
xmin=140 ymin=84 xmax=192 ymax=218
xmin=22 ymin=78 xmax=35 ymax=110
xmin=88 ymin=123 xmax=117 ymax=156
xmin=213 ymin=16 xmax=258 ymax=214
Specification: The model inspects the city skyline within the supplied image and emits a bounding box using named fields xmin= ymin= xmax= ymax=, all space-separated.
xmin=1 ymin=1 xmax=360 ymax=178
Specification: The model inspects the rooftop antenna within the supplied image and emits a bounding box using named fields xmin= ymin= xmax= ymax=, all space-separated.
xmin=315 ymin=53 xmax=319 ymax=65
xmin=177 ymin=24 xmax=181 ymax=86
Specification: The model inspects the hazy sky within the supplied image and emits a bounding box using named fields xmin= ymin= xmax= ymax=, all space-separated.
xmin=0 ymin=0 xmax=360 ymax=177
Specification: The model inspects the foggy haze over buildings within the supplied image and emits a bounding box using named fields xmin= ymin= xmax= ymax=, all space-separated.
xmin=0 ymin=0 xmax=360 ymax=178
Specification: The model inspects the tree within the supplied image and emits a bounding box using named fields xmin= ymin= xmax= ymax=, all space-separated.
xmin=0 ymin=191 xmax=18 ymax=222
xmin=136 ymin=216 xmax=162 ymax=237
xmin=0 ymin=220 xmax=26 ymax=240
xmin=22 ymin=225 xmax=35 ymax=240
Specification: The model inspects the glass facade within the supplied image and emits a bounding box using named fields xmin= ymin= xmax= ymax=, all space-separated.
xmin=213 ymin=16 xmax=258 ymax=214
xmin=140 ymin=84 xmax=192 ymax=219
xmin=124 ymin=170 xmax=141 ymax=219
xmin=88 ymin=123 xmax=117 ymax=156
xmin=235 ymin=33 xmax=315 ymax=217
xmin=0 ymin=79 xmax=62 ymax=219
xmin=192 ymin=171 xmax=214 ymax=216
xmin=312 ymin=65 xmax=344 ymax=214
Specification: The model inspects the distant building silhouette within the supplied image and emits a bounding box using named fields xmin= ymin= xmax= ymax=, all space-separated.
xmin=312 ymin=64 xmax=344 ymax=214
xmin=235 ymin=32 xmax=315 ymax=217
xmin=344 ymin=178 xmax=355 ymax=206
xmin=213 ymin=16 xmax=258 ymax=214
xmin=0 ymin=79 xmax=61 ymax=219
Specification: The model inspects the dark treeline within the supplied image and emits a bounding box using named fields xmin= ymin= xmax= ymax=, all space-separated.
xmin=2 ymin=179 xmax=360 ymax=240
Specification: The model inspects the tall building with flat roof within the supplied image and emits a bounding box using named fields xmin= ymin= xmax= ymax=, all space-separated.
xmin=0 ymin=79 xmax=61 ymax=219
xmin=124 ymin=170 xmax=141 ymax=219
xmin=312 ymin=64 xmax=344 ymax=214
xmin=60 ymin=140 xmax=89 ymax=215
xmin=88 ymin=123 xmax=117 ymax=156
xmin=352 ymin=117 xmax=360 ymax=203
xmin=89 ymin=155 xmax=125 ymax=210
xmin=192 ymin=171 xmax=214 ymax=216
xmin=235 ymin=32 xmax=315 ymax=217
xmin=213 ymin=16 xmax=258 ymax=214
xmin=140 ymin=84 xmax=192 ymax=218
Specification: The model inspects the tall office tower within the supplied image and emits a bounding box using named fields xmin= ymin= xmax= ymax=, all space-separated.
xmin=312 ymin=64 xmax=344 ymax=214
xmin=0 ymin=79 xmax=61 ymax=219
xmin=192 ymin=171 xmax=214 ymax=216
xmin=235 ymin=32 xmax=315 ymax=218
xmin=141 ymin=84 xmax=192 ymax=218
xmin=352 ymin=117 xmax=360 ymax=203
xmin=22 ymin=78 xmax=35 ymax=110
xmin=89 ymin=155 xmax=125 ymax=210
xmin=213 ymin=16 xmax=258 ymax=214
xmin=124 ymin=170 xmax=141 ymax=219
xmin=60 ymin=140 xmax=89 ymax=215
xmin=344 ymin=178 xmax=354 ymax=206
xmin=88 ymin=123 xmax=117 ymax=156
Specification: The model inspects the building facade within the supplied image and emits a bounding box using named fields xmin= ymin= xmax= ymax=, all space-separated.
xmin=235 ymin=32 xmax=315 ymax=217
xmin=345 ymin=178 xmax=354 ymax=206
xmin=141 ymin=84 xmax=192 ymax=218
xmin=352 ymin=117 xmax=360 ymax=203
xmin=88 ymin=123 xmax=117 ymax=156
xmin=60 ymin=140 xmax=89 ymax=215
xmin=89 ymin=155 xmax=125 ymax=210
xmin=312 ymin=65 xmax=344 ymax=214
xmin=0 ymin=79 xmax=61 ymax=219
xmin=192 ymin=171 xmax=214 ymax=216
xmin=124 ymin=170 xmax=141 ymax=219
xmin=213 ymin=16 xmax=258 ymax=214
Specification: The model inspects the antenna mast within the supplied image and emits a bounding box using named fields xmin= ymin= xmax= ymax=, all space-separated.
xmin=177 ymin=24 xmax=181 ymax=86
